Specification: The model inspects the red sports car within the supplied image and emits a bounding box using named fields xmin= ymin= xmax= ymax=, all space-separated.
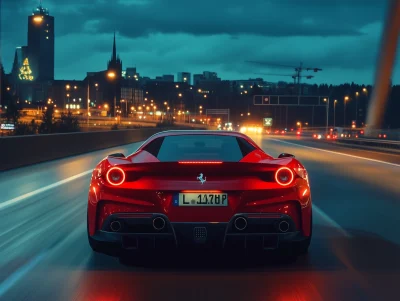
xmin=87 ymin=130 xmax=312 ymax=258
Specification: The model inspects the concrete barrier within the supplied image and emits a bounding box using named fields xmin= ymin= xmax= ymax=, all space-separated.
xmin=0 ymin=127 xmax=202 ymax=171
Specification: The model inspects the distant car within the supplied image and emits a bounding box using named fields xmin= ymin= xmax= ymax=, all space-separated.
xmin=87 ymin=130 xmax=312 ymax=259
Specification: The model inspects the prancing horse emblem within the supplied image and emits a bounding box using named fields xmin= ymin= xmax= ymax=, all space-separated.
xmin=197 ymin=173 xmax=206 ymax=184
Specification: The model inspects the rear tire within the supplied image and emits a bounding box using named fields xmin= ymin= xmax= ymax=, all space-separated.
xmin=294 ymin=212 xmax=312 ymax=255
xmin=87 ymin=213 xmax=119 ymax=257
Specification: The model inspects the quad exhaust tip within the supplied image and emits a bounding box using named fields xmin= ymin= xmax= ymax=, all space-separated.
xmin=278 ymin=220 xmax=290 ymax=233
xmin=110 ymin=221 xmax=122 ymax=232
xmin=153 ymin=217 xmax=166 ymax=231
xmin=234 ymin=217 xmax=248 ymax=231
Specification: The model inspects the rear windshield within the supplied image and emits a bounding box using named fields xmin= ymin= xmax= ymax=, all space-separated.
xmin=143 ymin=135 xmax=256 ymax=162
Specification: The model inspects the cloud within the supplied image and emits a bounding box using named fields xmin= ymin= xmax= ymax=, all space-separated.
xmin=0 ymin=0 xmax=394 ymax=85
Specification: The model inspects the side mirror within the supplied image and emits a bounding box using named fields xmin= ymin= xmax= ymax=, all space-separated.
xmin=278 ymin=153 xmax=295 ymax=158
xmin=108 ymin=153 xmax=125 ymax=158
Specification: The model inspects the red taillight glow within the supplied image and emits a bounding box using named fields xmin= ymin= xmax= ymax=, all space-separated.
xmin=275 ymin=167 xmax=294 ymax=186
xmin=106 ymin=167 xmax=126 ymax=186
xmin=178 ymin=161 xmax=222 ymax=164
xmin=296 ymin=131 xmax=301 ymax=135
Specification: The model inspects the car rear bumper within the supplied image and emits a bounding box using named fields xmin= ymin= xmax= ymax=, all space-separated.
xmin=90 ymin=213 xmax=309 ymax=253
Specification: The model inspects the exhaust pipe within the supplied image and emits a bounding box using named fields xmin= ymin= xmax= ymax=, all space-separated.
xmin=153 ymin=217 xmax=166 ymax=231
xmin=278 ymin=220 xmax=290 ymax=233
xmin=234 ymin=217 xmax=247 ymax=231
xmin=110 ymin=221 xmax=122 ymax=232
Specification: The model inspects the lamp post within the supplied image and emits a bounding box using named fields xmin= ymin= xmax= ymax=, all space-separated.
xmin=334 ymin=99 xmax=337 ymax=128
xmin=107 ymin=71 xmax=116 ymax=117
xmin=323 ymin=97 xmax=329 ymax=133
xmin=355 ymin=91 xmax=359 ymax=127
xmin=344 ymin=96 xmax=349 ymax=127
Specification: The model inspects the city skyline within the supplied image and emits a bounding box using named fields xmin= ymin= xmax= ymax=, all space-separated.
xmin=1 ymin=0 xmax=400 ymax=84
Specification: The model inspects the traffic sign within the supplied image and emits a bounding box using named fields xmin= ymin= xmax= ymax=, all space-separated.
xmin=263 ymin=118 xmax=273 ymax=126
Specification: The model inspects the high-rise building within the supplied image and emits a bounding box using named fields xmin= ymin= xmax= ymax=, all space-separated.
xmin=27 ymin=2 xmax=54 ymax=81
xmin=177 ymin=72 xmax=191 ymax=84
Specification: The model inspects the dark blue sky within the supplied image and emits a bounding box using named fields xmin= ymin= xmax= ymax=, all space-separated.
xmin=1 ymin=0 xmax=398 ymax=84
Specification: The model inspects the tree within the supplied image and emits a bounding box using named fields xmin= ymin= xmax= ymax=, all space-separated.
xmin=5 ymin=101 xmax=21 ymax=123
xmin=19 ymin=58 xmax=34 ymax=81
xmin=39 ymin=105 xmax=54 ymax=133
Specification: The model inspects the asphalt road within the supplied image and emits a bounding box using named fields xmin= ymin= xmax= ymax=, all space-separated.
xmin=0 ymin=134 xmax=399 ymax=301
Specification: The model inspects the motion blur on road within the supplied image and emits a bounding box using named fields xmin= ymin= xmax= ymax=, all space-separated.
xmin=0 ymin=133 xmax=399 ymax=301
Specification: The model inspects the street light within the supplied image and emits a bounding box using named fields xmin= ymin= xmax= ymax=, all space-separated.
xmin=344 ymin=96 xmax=349 ymax=127
xmin=107 ymin=71 xmax=117 ymax=117
xmin=334 ymin=99 xmax=337 ymax=128
xmin=323 ymin=97 xmax=329 ymax=133
xmin=355 ymin=92 xmax=359 ymax=126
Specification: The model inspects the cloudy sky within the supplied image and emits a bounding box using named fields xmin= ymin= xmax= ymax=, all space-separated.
xmin=1 ymin=0 xmax=398 ymax=84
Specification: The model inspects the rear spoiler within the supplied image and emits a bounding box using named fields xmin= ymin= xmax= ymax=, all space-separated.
xmin=108 ymin=153 xmax=125 ymax=158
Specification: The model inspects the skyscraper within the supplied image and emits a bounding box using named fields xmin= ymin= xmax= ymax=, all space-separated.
xmin=177 ymin=72 xmax=191 ymax=84
xmin=27 ymin=2 xmax=54 ymax=81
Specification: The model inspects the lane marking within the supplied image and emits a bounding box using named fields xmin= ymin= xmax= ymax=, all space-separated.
xmin=0 ymin=170 xmax=92 ymax=211
xmin=0 ymin=251 xmax=47 ymax=298
xmin=313 ymin=205 xmax=351 ymax=237
xmin=268 ymin=138 xmax=400 ymax=167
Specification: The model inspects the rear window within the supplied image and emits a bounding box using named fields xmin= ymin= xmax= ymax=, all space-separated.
xmin=143 ymin=135 xmax=255 ymax=162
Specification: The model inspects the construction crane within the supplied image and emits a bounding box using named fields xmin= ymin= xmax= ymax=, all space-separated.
xmin=247 ymin=61 xmax=322 ymax=95
xmin=254 ymin=73 xmax=315 ymax=85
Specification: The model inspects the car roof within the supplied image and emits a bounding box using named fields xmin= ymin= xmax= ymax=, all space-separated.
xmin=149 ymin=130 xmax=250 ymax=139
xmin=139 ymin=130 xmax=260 ymax=149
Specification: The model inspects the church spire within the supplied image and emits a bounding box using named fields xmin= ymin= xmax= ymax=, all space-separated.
xmin=112 ymin=30 xmax=117 ymax=61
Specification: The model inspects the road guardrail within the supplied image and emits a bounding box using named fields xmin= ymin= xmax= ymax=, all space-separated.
xmin=0 ymin=126 xmax=204 ymax=171
xmin=336 ymin=137 xmax=400 ymax=150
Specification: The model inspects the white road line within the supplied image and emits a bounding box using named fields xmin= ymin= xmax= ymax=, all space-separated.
xmin=0 ymin=251 xmax=47 ymax=298
xmin=268 ymin=138 xmax=400 ymax=167
xmin=313 ymin=205 xmax=351 ymax=237
xmin=0 ymin=170 xmax=92 ymax=211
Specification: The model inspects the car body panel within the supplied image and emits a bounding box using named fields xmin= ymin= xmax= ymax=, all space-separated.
xmin=87 ymin=130 xmax=312 ymax=253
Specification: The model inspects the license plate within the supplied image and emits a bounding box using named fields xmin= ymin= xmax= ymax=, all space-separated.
xmin=174 ymin=193 xmax=228 ymax=206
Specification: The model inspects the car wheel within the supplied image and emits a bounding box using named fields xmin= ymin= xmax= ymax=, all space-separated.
xmin=87 ymin=213 xmax=119 ymax=256
xmin=294 ymin=213 xmax=312 ymax=255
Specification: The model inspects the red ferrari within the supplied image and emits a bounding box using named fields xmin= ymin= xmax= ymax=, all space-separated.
xmin=87 ymin=130 xmax=312 ymax=258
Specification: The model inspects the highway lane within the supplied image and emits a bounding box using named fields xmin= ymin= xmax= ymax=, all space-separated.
xmin=0 ymin=135 xmax=399 ymax=301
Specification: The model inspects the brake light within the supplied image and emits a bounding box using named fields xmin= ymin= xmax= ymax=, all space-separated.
xmin=275 ymin=167 xmax=294 ymax=186
xmin=296 ymin=131 xmax=301 ymax=135
xmin=106 ymin=167 xmax=126 ymax=186
xmin=179 ymin=161 xmax=222 ymax=164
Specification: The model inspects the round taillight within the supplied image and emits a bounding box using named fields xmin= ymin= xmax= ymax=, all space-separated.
xmin=106 ymin=167 xmax=125 ymax=186
xmin=275 ymin=167 xmax=294 ymax=186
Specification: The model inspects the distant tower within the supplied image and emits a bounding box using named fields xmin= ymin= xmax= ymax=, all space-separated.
xmin=107 ymin=31 xmax=123 ymax=75
xmin=107 ymin=32 xmax=122 ymax=117
xmin=27 ymin=1 xmax=55 ymax=81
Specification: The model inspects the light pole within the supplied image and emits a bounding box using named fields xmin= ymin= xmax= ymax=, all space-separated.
xmin=344 ymin=96 xmax=349 ymax=127
xmin=334 ymin=99 xmax=337 ymax=128
xmin=107 ymin=71 xmax=116 ymax=117
xmin=355 ymin=91 xmax=359 ymax=127
xmin=324 ymin=97 xmax=329 ymax=133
